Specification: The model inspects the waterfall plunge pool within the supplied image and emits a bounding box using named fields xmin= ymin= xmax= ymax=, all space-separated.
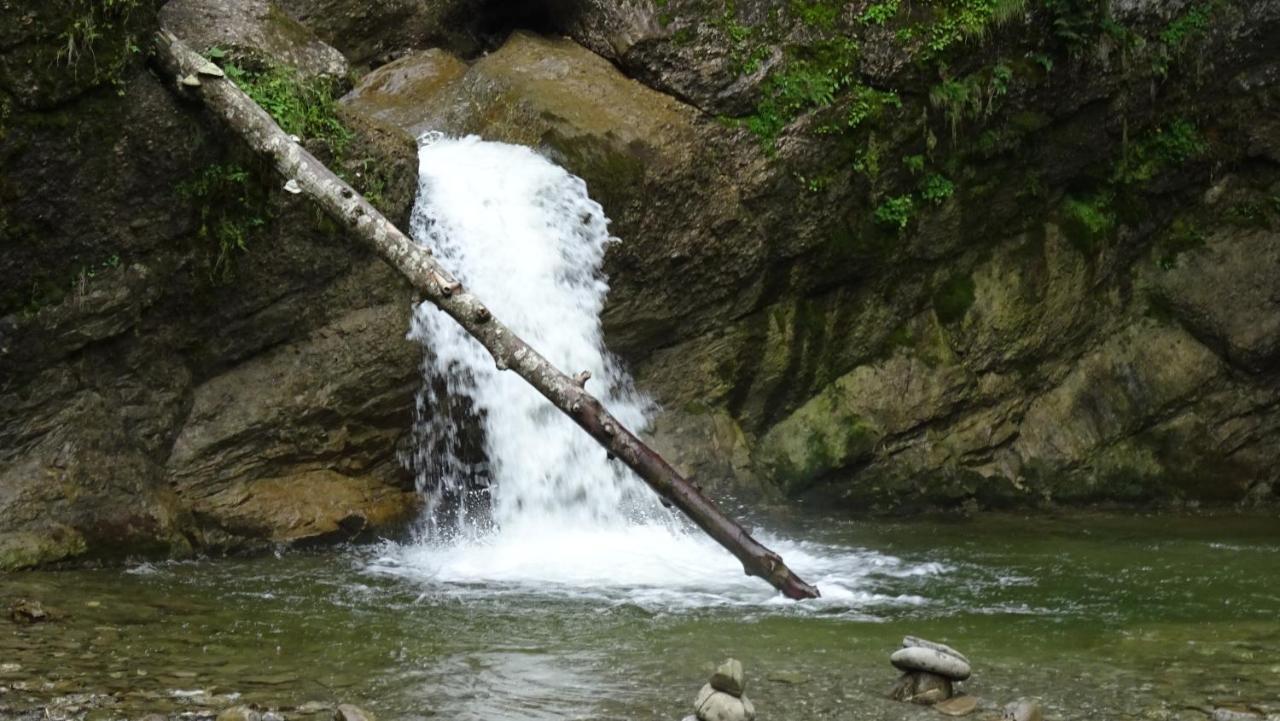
xmin=2 ymin=512 xmax=1279 ymax=721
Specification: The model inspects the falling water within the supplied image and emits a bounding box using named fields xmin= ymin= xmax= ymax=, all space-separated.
xmin=402 ymin=134 xmax=663 ymax=535
xmin=378 ymin=135 xmax=942 ymax=608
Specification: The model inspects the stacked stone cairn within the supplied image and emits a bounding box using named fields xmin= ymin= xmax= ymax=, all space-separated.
xmin=684 ymin=658 xmax=756 ymax=721
xmin=888 ymin=636 xmax=972 ymax=705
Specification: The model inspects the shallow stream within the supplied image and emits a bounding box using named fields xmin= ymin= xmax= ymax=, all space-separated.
xmin=3 ymin=512 xmax=1278 ymax=721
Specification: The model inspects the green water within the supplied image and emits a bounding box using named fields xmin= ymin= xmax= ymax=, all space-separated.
xmin=2 ymin=512 xmax=1278 ymax=721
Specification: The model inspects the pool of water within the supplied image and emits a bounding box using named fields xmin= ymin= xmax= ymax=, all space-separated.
xmin=2 ymin=511 xmax=1278 ymax=721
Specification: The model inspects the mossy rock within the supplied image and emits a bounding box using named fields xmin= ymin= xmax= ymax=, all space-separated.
xmin=0 ymin=527 xmax=88 ymax=572
xmin=0 ymin=0 xmax=160 ymax=109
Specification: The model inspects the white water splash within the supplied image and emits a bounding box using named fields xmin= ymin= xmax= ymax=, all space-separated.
xmin=379 ymin=135 xmax=943 ymax=611
xmin=401 ymin=135 xmax=662 ymax=536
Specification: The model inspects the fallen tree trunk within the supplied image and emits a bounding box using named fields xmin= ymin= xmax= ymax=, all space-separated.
xmin=152 ymin=30 xmax=820 ymax=600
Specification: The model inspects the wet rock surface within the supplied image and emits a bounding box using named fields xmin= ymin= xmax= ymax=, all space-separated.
xmin=333 ymin=1 xmax=1280 ymax=513
xmin=0 ymin=0 xmax=422 ymax=567
xmin=160 ymin=0 xmax=349 ymax=78
xmin=935 ymin=695 xmax=979 ymax=717
xmin=4 ymin=0 xmax=1280 ymax=567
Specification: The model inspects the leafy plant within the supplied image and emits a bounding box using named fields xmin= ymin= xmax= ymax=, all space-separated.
xmin=842 ymin=85 xmax=901 ymax=130
xmin=1113 ymin=118 xmax=1207 ymax=185
xmin=744 ymin=37 xmax=860 ymax=146
xmin=874 ymin=195 xmax=915 ymax=231
xmin=920 ymin=174 xmax=956 ymax=204
xmin=1060 ymin=194 xmax=1114 ymax=253
xmin=860 ymin=0 xmax=901 ymax=25
xmin=178 ymin=163 xmax=271 ymax=281
xmin=919 ymin=0 xmax=1027 ymax=58
xmin=791 ymin=0 xmax=841 ymax=30
xmin=223 ymin=63 xmax=353 ymax=156
xmin=56 ymin=0 xmax=145 ymax=90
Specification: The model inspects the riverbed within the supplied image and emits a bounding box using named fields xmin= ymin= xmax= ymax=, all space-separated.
xmin=2 ymin=512 xmax=1278 ymax=721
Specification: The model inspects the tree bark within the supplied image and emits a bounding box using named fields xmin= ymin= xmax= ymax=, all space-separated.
xmin=152 ymin=30 xmax=820 ymax=600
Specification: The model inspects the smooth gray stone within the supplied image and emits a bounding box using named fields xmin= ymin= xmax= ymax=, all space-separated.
xmin=903 ymin=635 xmax=970 ymax=664
xmin=710 ymin=658 xmax=745 ymax=697
xmin=891 ymin=647 xmax=972 ymax=680
xmin=694 ymin=683 xmax=756 ymax=721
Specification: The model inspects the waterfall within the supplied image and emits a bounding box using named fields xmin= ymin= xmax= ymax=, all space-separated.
xmin=376 ymin=134 xmax=931 ymax=608
xmin=402 ymin=134 xmax=669 ymax=540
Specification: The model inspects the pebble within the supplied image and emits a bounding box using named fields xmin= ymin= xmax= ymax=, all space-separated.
xmin=217 ymin=706 xmax=262 ymax=721
xmin=891 ymin=647 xmax=972 ymax=680
xmin=1002 ymin=698 xmax=1044 ymax=721
xmin=935 ymin=695 xmax=979 ymax=716
xmin=711 ymin=659 xmax=745 ymax=697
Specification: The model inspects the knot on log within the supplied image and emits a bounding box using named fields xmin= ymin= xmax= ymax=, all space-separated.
xmin=573 ymin=370 xmax=591 ymax=388
xmin=474 ymin=306 xmax=491 ymax=323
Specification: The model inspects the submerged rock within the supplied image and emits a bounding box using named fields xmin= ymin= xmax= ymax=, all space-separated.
xmin=216 ymin=706 xmax=262 ymax=721
xmin=335 ymin=704 xmax=377 ymax=721
xmin=1002 ymin=698 xmax=1044 ymax=721
xmin=8 ymin=600 xmax=57 ymax=624
xmin=935 ymin=695 xmax=980 ymax=716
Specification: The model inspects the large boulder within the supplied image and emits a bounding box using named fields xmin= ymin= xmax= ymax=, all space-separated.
xmin=160 ymin=0 xmax=349 ymax=78
xmin=167 ymin=303 xmax=422 ymax=547
xmin=274 ymin=0 xmax=484 ymax=66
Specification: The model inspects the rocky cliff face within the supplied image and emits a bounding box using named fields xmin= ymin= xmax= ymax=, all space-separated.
xmin=339 ymin=0 xmax=1280 ymax=511
xmin=1 ymin=0 xmax=1277 ymax=568
xmin=0 ymin=0 xmax=423 ymax=569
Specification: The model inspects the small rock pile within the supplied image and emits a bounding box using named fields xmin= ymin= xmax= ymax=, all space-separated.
xmin=887 ymin=636 xmax=971 ymax=705
xmin=685 ymin=658 xmax=756 ymax=721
